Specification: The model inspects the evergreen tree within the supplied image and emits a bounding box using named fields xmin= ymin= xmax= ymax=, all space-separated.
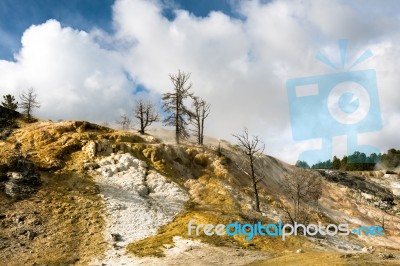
xmin=340 ymin=156 xmax=348 ymax=170
xmin=381 ymin=149 xmax=400 ymax=169
xmin=296 ymin=160 xmax=310 ymax=169
xmin=1 ymin=94 xmax=18 ymax=110
xmin=332 ymin=156 xmax=340 ymax=170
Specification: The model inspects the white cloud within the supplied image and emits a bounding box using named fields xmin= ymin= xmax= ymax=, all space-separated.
xmin=0 ymin=0 xmax=399 ymax=164
xmin=0 ymin=19 xmax=134 ymax=122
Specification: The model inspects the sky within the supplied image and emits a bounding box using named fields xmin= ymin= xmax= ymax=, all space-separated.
xmin=0 ymin=0 xmax=399 ymax=165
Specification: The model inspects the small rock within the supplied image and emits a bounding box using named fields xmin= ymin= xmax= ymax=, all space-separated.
xmin=9 ymin=172 xmax=24 ymax=181
xmin=137 ymin=186 xmax=149 ymax=197
xmin=163 ymin=244 xmax=173 ymax=249
xmin=18 ymin=228 xmax=27 ymax=235
xmin=361 ymin=247 xmax=369 ymax=253
xmin=83 ymin=163 xmax=99 ymax=171
xmin=111 ymin=233 xmax=122 ymax=242
xmin=236 ymin=251 xmax=245 ymax=256
xmin=27 ymin=231 xmax=37 ymax=240
xmin=368 ymin=246 xmax=376 ymax=253
xmin=16 ymin=215 xmax=25 ymax=223
xmin=112 ymin=243 xmax=122 ymax=250
xmin=296 ymin=249 xmax=304 ymax=253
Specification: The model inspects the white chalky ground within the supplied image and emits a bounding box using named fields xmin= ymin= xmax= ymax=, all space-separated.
xmin=90 ymin=153 xmax=188 ymax=265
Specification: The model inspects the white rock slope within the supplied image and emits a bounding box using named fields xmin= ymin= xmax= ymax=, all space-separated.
xmin=91 ymin=153 xmax=188 ymax=265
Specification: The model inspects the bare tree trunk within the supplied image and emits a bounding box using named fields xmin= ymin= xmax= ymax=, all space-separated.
xmin=176 ymin=93 xmax=180 ymax=144
xmin=250 ymin=155 xmax=260 ymax=212
xmin=140 ymin=107 xmax=145 ymax=134
xmin=189 ymin=97 xmax=210 ymax=145
xmin=197 ymin=119 xmax=201 ymax=144
xmin=200 ymin=115 xmax=205 ymax=145
xmin=233 ymin=128 xmax=264 ymax=213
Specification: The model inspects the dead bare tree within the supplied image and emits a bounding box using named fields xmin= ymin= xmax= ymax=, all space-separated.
xmin=19 ymin=88 xmax=40 ymax=120
xmin=280 ymin=169 xmax=322 ymax=224
xmin=116 ymin=114 xmax=131 ymax=130
xmin=189 ymin=96 xmax=210 ymax=145
xmin=162 ymin=70 xmax=193 ymax=144
xmin=233 ymin=128 xmax=265 ymax=212
xmin=134 ymin=99 xmax=159 ymax=134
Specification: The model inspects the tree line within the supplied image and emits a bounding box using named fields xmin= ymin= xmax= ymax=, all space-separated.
xmin=296 ymin=149 xmax=400 ymax=171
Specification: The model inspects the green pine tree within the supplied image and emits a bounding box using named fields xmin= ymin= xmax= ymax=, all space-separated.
xmin=1 ymin=94 xmax=18 ymax=110
xmin=332 ymin=156 xmax=341 ymax=170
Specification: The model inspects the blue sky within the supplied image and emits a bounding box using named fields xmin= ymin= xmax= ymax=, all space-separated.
xmin=0 ymin=0 xmax=237 ymax=60
xmin=0 ymin=0 xmax=114 ymax=59
xmin=0 ymin=0 xmax=399 ymax=164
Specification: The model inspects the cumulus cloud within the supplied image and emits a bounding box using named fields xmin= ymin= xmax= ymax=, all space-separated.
xmin=0 ymin=19 xmax=134 ymax=122
xmin=0 ymin=0 xmax=399 ymax=164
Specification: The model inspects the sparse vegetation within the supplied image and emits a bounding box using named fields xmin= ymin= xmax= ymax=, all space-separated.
xmin=162 ymin=69 xmax=193 ymax=144
xmin=19 ymin=88 xmax=40 ymax=121
xmin=116 ymin=113 xmax=131 ymax=130
xmin=133 ymin=99 xmax=159 ymax=134
xmin=233 ymin=128 xmax=265 ymax=212
xmin=1 ymin=109 xmax=400 ymax=265
xmin=189 ymin=96 xmax=210 ymax=145
xmin=280 ymin=169 xmax=322 ymax=224
xmin=0 ymin=171 xmax=106 ymax=265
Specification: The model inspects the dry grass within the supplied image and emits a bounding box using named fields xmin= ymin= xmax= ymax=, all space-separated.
xmin=127 ymin=202 xmax=306 ymax=258
xmin=2 ymin=120 xmax=148 ymax=171
xmin=0 ymin=171 xmax=106 ymax=266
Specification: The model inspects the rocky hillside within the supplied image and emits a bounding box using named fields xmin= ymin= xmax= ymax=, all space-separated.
xmin=0 ymin=120 xmax=400 ymax=265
